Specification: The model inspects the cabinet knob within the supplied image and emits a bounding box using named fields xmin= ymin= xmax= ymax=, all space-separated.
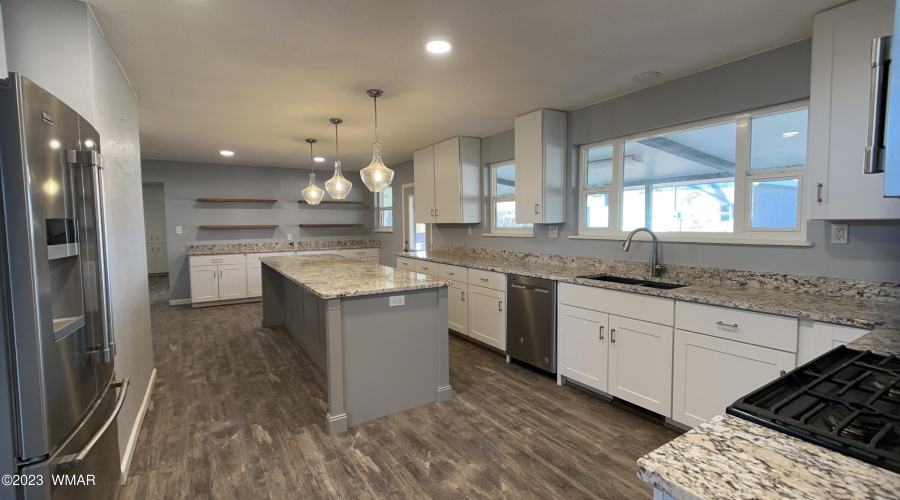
xmin=780 ymin=370 xmax=786 ymax=376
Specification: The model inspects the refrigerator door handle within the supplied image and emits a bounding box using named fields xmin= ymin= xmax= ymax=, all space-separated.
xmin=68 ymin=150 xmax=115 ymax=363
xmin=57 ymin=378 xmax=129 ymax=470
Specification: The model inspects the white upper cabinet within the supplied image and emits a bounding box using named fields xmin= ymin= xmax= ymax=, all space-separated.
xmin=414 ymin=137 xmax=481 ymax=224
xmin=515 ymin=109 xmax=567 ymax=224
xmin=808 ymin=0 xmax=900 ymax=220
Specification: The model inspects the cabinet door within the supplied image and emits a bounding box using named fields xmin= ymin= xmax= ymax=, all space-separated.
xmin=515 ymin=110 xmax=543 ymax=224
xmin=413 ymin=146 xmax=436 ymax=223
xmin=218 ymin=263 xmax=248 ymax=300
xmin=468 ymin=285 xmax=506 ymax=350
xmin=246 ymin=263 xmax=262 ymax=298
xmin=448 ymin=282 xmax=468 ymax=336
xmin=672 ymin=329 xmax=796 ymax=428
xmin=434 ymin=138 xmax=461 ymax=223
xmin=608 ymin=315 xmax=673 ymax=417
xmin=809 ymin=0 xmax=900 ymax=219
xmin=558 ymin=305 xmax=609 ymax=392
xmin=190 ymin=265 xmax=219 ymax=303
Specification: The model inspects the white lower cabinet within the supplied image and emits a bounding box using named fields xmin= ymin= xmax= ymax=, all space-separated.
xmin=468 ymin=284 xmax=506 ymax=350
xmin=448 ymin=281 xmax=469 ymax=336
xmin=798 ymin=320 xmax=869 ymax=364
xmin=672 ymin=329 xmax=796 ymax=427
xmin=217 ymin=263 xmax=247 ymax=300
xmin=146 ymin=243 xmax=168 ymax=274
xmin=608 ymin=316 xmax=673 ymax=418
xmin=558 ymin=304 xmax=609 ymax=392
xmin=247 ymin=262 xmax=262 ymax=297
xmin=190 ymin=265 xmax=220 ymax=303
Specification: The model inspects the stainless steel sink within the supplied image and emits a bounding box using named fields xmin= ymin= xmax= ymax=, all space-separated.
xmin=578 ymin=274 xmax=687 ymax=290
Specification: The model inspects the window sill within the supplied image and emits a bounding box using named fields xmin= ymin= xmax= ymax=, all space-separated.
xmin=569 ymin=234 xmax=813 ymax=247
xmin=372 ymin=229 xmax=393 ymax=233
xmin=483 ymin=232 xmax=535 ymax=238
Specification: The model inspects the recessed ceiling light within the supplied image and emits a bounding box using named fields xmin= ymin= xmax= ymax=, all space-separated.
xmin=314 ymin=157 xmax=326 ymax=163
xmin=782 ymin=131 xmax=800 ymax=138
xmin=84 ymin=139 xmax=95 ymax=148
xmin=49 ymin=139 xmax=61 ymax=150
xmin=220 ymin=150 xmax=235 ymax=157
xmin=426 ymin=40 xmax=452 ymax=54
xmin=632 ymin=71 xmax=661 ymax=82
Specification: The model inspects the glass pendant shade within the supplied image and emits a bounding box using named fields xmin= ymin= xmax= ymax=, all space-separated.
xmin=360 ymin=142 xmax=394 ymax=192
xmin=325 ymin=160 xmax=352 ymax=199
xmin=302 ymin=172 xmax=325 ymax=205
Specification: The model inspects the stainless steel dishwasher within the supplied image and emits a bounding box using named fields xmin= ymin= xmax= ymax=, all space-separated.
xmin=506 ymin=274 xmax=557 ymax=373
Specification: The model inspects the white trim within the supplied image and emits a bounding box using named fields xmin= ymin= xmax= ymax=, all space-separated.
xmin=372 ymin=229 xmax=393 ymax=233
xmin=568 ymin=234 xmax=814 ymax=247
xmin=120 ymin=368 xmax=156 ymax=485
xmin=373 ymin=186 xmax=394 ymax=231
xmin=482 ymin=233 xmax=536 ymax=238
xmin=168 ymin=298 xmax=191 ymax=306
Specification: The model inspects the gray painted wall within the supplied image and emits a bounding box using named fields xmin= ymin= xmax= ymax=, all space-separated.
xmin=371 ymin=159 xmax=414 ymax=265
xmin=141 ymin=159 xmax=375 ymax=300
xmin=1 ymin=0 xmax=155 ymax=476
xmin=424 ymin=40 xmax=900 ymax=283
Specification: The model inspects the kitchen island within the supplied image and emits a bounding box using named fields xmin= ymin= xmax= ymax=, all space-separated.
xmin=259 ymin=254 xmax=451 ymax=434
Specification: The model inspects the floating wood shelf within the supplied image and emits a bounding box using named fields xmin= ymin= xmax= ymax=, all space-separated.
xmin=198 ymin=225 xmax=279 ymax=229
xmin=298 ymin=223 xmax=365 ymax=228
xmin=298 ymin=200 xmax=365 ymax=205
xmin=196 ymin=198 xmax=278 ymax=203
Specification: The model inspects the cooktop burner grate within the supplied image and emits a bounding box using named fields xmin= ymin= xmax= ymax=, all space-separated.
xmin=727 ymin=346 xmax=900 ymax=474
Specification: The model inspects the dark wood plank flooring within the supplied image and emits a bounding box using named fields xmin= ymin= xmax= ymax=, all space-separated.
xmin=120 ymin=276 xmax=681 ymax=499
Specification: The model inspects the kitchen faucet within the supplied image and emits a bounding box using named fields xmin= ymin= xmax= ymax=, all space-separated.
xmin=623 ymin=227 xmax=665 ymax=278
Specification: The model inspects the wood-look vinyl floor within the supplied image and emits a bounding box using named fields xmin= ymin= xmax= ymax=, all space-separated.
xmin=120 ymin=276 xmax=681 ymax=499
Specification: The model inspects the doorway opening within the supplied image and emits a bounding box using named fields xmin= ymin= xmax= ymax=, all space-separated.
xmin=142 ymin=183 xmax=168 ymax=276
xmin=402 ymin=183 xmax=429 ymax=252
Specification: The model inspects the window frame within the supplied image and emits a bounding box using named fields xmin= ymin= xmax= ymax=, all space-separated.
xmin=489 ymin=160 xmax=534 ymax=236
xmin=373 ymin=186 xmax=393 ymax=232
xmin=575 ymin=100 xmax=809 ymax=244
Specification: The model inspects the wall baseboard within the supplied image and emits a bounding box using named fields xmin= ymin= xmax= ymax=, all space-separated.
xmin=120 ymin=367 xmax=156 ymax=485
xmin=168 ymin=298 xmax=191 ymax=306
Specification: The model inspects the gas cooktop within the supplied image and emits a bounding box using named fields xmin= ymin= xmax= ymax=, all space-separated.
xmin=728 ymin=346 xmax=900 ymax=474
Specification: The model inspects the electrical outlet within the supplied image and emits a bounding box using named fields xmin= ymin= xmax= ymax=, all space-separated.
xmin=175 ymin=225 xmax=183 ymax=234
xmin=286 ymin=233 xmax=292 ymax=241
xmin=389 ymin=295 xmax=405 ymax=307
xmin=548 ymin=225 xmax=559 ymax=238
xmin=831 ymin=223 xmax=849 ymax=244
xmin=467 ymin=226 xmax=472 ymax=234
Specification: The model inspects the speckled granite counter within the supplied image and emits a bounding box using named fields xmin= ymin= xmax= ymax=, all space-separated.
xmin=398 ymin=248 xmax=900 ymax=498
xmin=187 ymin=239 xmax=379 ymax=256
xmin=261 ymin=254 xmax=447 ymax=299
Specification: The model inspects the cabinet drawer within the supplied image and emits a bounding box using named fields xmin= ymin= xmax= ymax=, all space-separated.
xmin=675 ymin=302 xmax=798 ymax=352
xmin=338 ymin=248 xmax=379 ymax=258
xmin=438 ymin=264 xmax=467 ymax=283
xmin=468 ymin=269 xmax=506 ymax=291
xmin=396 ymin=257 xmax=417 ymax=270
xmin=416 ymin=261 xmax=439 ymax=276
xmin=190 ymin=254 xmax=245 ymax=267
xmin=558 ymin=283 xmax=673 ymax=326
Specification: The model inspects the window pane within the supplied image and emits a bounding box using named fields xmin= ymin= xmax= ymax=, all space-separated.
xmin=750 ymin=179 xmax=799 ymax=229
xmin=380 ymin=209 xmax=393 ymax=227
xmin=623 ymin=121 xmax=736 ymax=232
xmin=381 ymin=186 xmax=393 ymax=207
xmin=494 ymin=201 xmax=531 ymax=228
xmin=414 ymin=223 xmax=426 ymax=251
xmin=585 ymin=193 xmax=609 ymax=228
xmin=750 ymin=109 xmax=808 ymax=171
xmin=586 ymin=145 xmax=614 ymax=188
xmin=494 ymin=163 xmax=516 ymax=197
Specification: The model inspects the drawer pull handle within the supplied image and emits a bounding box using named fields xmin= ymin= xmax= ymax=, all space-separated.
xmin=480 ymin=277 xmax=488 ymax=282
xmin=498 ymin=300 xmax=503 ymax=312
xmin=610 ymin=328 xmax=616 ymax=343
xmin=461 ymin=291 xmax=466 ymax=301
xmin=716 ymin=321 xmax=739 ymax=329
xmin=599 ymin=325 xmax=604 ymax=341
xmin=447 ymin=272 xmax=454 ymax=275
xmin=212 ymin=259 xmax=223 ymax=263
xmin=816 ymin=183 xmax=823 ymax=203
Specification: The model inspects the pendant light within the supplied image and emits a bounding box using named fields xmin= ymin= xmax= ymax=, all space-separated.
xmin=360 ymin=89 xmax=394 ymax=192
xmin=325 ymin=118 xmax=352 ymax=199
xmin=301 ymin=138 xmax=325 ymax=205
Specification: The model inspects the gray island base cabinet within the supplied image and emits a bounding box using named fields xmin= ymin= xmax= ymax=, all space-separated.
xmin=259 ymin=255 xmax=451 ymax=434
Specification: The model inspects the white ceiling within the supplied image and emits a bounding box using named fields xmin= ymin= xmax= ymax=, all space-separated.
xmin=87 ymin=0 xmax=842 ymax=171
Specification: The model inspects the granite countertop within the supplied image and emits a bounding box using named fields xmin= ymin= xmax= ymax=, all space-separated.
xmin=260 ymin=254 xmax=448 ymax=300
xmin=187 ymin=239 xmax=380 ymax=256
xmin=398 ymin=250 xmax=900 ymax=498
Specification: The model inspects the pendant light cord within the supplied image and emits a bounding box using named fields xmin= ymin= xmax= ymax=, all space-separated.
xmin=373 ymin=95 xmax=379 ymax=143
xmin=334 ymin=122 xmax=340 ymax=159
xmin=309 ymin=142 xmax=314 ymax=174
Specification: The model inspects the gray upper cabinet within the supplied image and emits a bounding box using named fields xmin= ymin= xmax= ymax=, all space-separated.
xmin=808 ymin=0 xmax=900 ymax=220
xmin=515 ymin=108 xmax=567 ymax=224
xmin=414 ymin=137 xmax=481 ymax=224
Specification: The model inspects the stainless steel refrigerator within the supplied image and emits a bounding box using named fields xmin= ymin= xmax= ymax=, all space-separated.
xmin=0 ymin=73 xmax=128 ymax=499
